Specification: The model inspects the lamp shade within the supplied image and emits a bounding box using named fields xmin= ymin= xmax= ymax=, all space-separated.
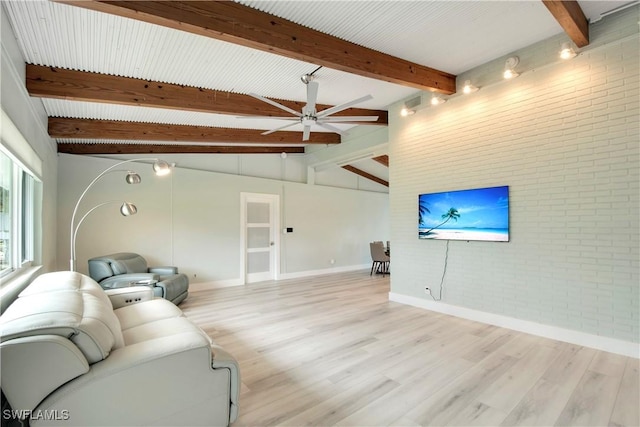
xmin=125 ymin=172 xmax=142 ymax=184
xmin=153 ymin=160 xmax=171 ymax=176
xmin=120 ymin=202 xmax=138 ymax=216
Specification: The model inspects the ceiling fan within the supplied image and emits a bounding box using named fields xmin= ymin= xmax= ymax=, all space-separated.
xmin=244 ymin=71 xmax=379 ymax=141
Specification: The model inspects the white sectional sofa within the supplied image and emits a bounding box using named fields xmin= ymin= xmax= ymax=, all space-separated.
xmin=0 ymin=271 xmax=239 ymax=426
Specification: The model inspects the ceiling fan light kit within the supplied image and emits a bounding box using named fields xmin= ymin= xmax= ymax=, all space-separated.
xmin=300 ymin=73 xmax=315 ymax=84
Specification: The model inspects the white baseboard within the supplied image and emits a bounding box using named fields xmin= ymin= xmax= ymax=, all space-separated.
xmin=389 ymin=292 xmax=639 ymax=359
xmin=188 ymin=278 xmax=243 ymax=291
xmin=189 ymin=264 xmax=369 ymax=292
xmin=278 ymin=264 xmax=370 ymax=280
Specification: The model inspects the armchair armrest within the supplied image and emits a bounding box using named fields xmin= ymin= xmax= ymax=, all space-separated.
xmin=149 ymin=266 xmax=179 ymax=275
xmin=99 ymin=273 xmax=160 ymax=289
xmin=105 ymin=286 xmax=154 ymax=309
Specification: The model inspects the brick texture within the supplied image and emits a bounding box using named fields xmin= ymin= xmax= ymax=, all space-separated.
xmin=389 ymin=7 xmax=639 ymax=342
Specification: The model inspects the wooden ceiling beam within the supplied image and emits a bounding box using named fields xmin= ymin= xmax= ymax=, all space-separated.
xmin=542 ymin=0 xmax=589 ymax=47
xmin=27 ymin=65 xmax=388 ymax=125
xmin=48 ymin=117 xmax=341 ymax=144
xmin=342 ymin=165 xmax=388 ymax=187
xmin=57 ymin=143 xmax=305 ymax=155
xmin=372 ymin=155 xmax=389 ymax=167
xmin=57 ymin=1 xmax=457 ymax=94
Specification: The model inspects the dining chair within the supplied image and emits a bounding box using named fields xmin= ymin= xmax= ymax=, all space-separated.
xmin=369 ymin=241 xmax=390 ymax=276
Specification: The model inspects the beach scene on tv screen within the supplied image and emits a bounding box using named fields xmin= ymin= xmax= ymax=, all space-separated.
xmin=418 ymin=186 xmax=509 ymax=242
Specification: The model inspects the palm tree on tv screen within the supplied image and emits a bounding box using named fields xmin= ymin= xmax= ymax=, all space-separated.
xmin=424 ymin=207 xmax=460 ymax=234
xmin=418 ymin=200 xmax=430 ymax=226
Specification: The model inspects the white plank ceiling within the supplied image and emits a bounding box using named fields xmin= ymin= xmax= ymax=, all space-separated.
xmin=1 ymin=0 xmax=633 ymax=185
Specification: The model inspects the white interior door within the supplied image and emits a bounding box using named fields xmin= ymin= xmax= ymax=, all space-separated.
xmin=241 ymin=193 xmax=279 ymax=283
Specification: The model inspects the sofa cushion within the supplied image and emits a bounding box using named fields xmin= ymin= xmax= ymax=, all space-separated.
xmin=114 ymin=298 xmax=183 ymax=330
xmin=0 ymin=272 xmax=124 ymax=364
xmin=20 ymin=271 xmax=110 ymax=302
xmin=121 ymin=316 xmax=212 ymax=346
xmin=111 ymin=255 xmax=148 ymax=275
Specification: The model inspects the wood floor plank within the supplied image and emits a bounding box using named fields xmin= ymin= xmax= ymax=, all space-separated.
xmin=335 ymin=356 xmax=475 ymax=426
xmin=500 ymin=379 xmax=567 ymax=427
xmin=282 ymin=374 xmax=400 ymax=426
xmin=477 ymin=344 xmax=560 ymax=413
xmin=446 ymin=401 xmax=509 ymax=426
xmin=555 ymin=370 xmax=621 ymax=426
xmin=402 ymin=351 xmax=519 ymax=425
xmin=609 ymin=357 xmax=640 ymax=427
xmin=177 ymin=270 xmax=639 ymax=427
xmin=501 ymin=345 xmax=596 ymax=426
xmin=588 ymin=350 xmax=628 ymax=377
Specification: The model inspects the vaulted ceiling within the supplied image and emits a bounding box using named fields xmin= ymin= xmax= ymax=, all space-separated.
xmin=2 ymin=0 xmax=631 ymax=186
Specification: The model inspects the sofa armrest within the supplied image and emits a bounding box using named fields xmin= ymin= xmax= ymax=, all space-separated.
xmin=105 ymin=286 xmax=154 ymax=309
xmin=149 ymin=266 xmax=178 ymax=275
xmin=211 ymin=343 xmax=241 ymax=423
xmin=33 ymin=332 xmax=237 ymax=426
xmin=0 ymin=335 xmax=89 ymax=415
xmin=99 ymin=273 xmax=160 ymax=289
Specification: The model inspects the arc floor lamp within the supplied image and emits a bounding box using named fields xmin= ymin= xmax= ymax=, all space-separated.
xmin=69 ymin=158 xmax=171 ymax=271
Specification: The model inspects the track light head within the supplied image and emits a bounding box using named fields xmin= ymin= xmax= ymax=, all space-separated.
xmin=503 ymin=56 xmax=520 ymax=79
xmin=560 ymin=42 xmax=577 ymax=60
xmin=462 ymin=80 xmax=479 ymax=94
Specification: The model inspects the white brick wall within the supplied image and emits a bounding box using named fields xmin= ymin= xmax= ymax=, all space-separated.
xmin=389 ymin=6 xmax=639 ymax=343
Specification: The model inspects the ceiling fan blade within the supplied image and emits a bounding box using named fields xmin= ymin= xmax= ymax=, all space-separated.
xmin=237 ymin=116 xmax=300 ymax=121
xmin=261 ymin=121 xmax=300 ymax=135
xmin=318 ymin=116 xmax=379 ymax=122
xmin=302 ymin=125 xmax=312 ymax=141
xmin=248 ymin=92 xmax=302 ymax=117
xmin=305 ymin=81 xmax=319 ymax=114
xmin=316 ymin=122 xmax=346 ymax=135
xmin=316 ymin=94 xmax=373 ymax=118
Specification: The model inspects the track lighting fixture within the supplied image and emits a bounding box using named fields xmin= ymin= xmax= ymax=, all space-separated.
xmin=400 ymin=106 xmax=415 ymax=117
xmin=430 ymin=94 xmax=446 ymax=106
xmin=462 ymin=80 xmax=479 ymax=94
xmin=559 ymin=42 xmax=577 ymax=60
xmin=400 ymin=95 xmax=422 ymax=117
xmin=503 ymin=56 xmax=520 ymax=79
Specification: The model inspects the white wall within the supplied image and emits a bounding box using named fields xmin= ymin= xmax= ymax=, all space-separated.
xmin=2 ymin=0 xmax=391 ymax=286
xmin=389 ymin=6 xmax=639 ymax=345
xmin=57 ymin=154 xmax=389 ymax=284
xmin=1 ymin=6 xmax=58 ymax=271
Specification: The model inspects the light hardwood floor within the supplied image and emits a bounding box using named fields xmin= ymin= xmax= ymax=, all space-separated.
xmin=180 ymin=271 xmax=639 ymax=427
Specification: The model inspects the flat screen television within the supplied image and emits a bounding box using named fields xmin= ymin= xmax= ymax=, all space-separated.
xmin=418 ymin=185 xmax=509 ymax=242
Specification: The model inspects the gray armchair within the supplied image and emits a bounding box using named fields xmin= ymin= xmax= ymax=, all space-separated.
xmin=88 ymin=252 xmax=189 ymax=305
